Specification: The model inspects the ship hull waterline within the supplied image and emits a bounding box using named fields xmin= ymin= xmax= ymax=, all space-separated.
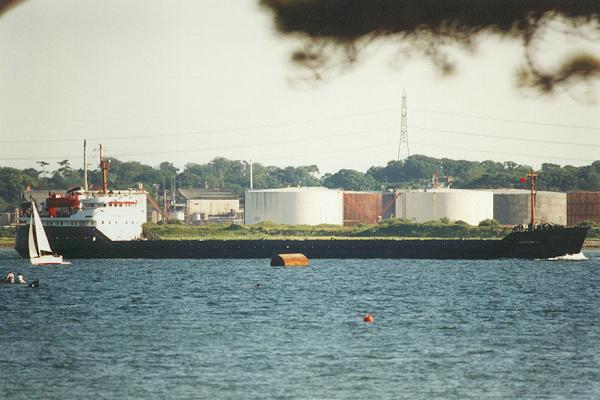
xmin=14 ymin=225 xmax=588 ymax=260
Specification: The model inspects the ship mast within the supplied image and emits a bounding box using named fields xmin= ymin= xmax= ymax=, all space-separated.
xmin=528 ymin=168 xmax=537 ymax=228
xmin=99 ymin=144 xmax=110 ymax=194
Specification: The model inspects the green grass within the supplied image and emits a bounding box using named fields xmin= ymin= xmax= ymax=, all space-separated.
xmin=0 ymin=237 xmax=14 ymax=247
xmin=143 ymin=220 xmax=512 ymax=240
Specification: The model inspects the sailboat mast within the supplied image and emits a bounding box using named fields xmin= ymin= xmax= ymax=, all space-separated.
xmin=28 ymin=203 xmax=38 ymax=259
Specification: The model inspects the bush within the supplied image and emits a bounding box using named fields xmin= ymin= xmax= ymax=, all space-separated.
xmin=0 ymin=227 xmax=15 ymax=238
xmin=479 ymin=219 xmax=500 ymax=227
xmin=224 ymin=224 xmax=244 ymax=231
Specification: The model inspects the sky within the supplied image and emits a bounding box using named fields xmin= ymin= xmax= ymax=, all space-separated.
xmin=1 ymin=0 xmax=599 ymax=176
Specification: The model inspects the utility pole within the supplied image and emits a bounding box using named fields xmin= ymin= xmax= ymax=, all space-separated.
xmin=397 ymin=90 xmax=410 ymax=161
xmin=172 ymin=176 xmax=176 ymax=212
xmin=163 ymin=183 xmax=168 ymax=221
xmin=250 ymin=159 xmax=253 ymax=190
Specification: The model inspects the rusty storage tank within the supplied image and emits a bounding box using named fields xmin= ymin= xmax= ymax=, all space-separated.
xmin=343 ymin=191 xmax=382 ymax=226
xmin=567 ymin=192 xmax=600 ymax=225
xmin=493 ymin=189 xmax=566 ymax=225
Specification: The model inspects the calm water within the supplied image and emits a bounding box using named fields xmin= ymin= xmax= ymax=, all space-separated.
xmin=1 ymin=249 xmax=599 ymax=400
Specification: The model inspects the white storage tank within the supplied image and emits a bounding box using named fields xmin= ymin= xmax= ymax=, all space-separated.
xmin=395 ymin=189 xmax=494 ymax=226
xmin=493 ymin=189 xmax=566 ymax=225
xmin=245 ymin=187 xmax=343 ymax=226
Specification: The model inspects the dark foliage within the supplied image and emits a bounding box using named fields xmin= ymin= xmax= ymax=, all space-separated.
xmin=2 ymin=154 xmax=599 ymax=212
xmin=260 ymin=0 xmax=600 ymax=92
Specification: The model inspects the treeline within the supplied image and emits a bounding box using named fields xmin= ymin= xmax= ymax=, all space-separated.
xmin=1 ymin=155 xmax=600 ymax=211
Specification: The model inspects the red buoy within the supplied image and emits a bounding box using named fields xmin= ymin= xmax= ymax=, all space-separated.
xmin=363 ymin=313 xmax=374 ymax=323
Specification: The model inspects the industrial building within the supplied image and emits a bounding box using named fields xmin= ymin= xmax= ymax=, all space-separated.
xmin=178 ymin=188 xmax=240 ymax=223
xmin=395 ymin=189 xmax=494 ymax=226
xmin=567 ymin=192 xmax=600 ymax=225
xmin=245 ymin=187 xmax=343 ymax=226
xmin=343 ymin=191 xmax=382 ymax=226
xmin=20 ymin=189 xmax=54 ymax=209
xmin=492 ymin=189 xmax=566 ymax=226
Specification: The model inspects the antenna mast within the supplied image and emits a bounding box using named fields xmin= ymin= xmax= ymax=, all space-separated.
xmin=397 ymin=90 xmax=410 ymax=161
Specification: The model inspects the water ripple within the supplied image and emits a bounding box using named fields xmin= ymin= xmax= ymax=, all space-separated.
xmin=1 ymin=249 xmax=599 ymax=399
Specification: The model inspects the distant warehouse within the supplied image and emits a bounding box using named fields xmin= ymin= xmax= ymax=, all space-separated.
xmin=492 ymin=189 xmax=566 ymax=225
xmin=178 ymin=188 xmax=240 ymax=223
xmin=245 ymin=187 xmax=343 ymax=226
xmin=395 ymin=189 xmax=494 ymax=226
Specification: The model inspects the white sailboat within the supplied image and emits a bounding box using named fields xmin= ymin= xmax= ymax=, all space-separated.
xmin=28 ymin=201 xmax=69 ymax=265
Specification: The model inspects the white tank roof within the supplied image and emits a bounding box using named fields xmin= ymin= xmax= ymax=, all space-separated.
xmin=409 ymin=188 xmax=493 ymax=194
xmin=489 ymin=189 xmax=565 ymax=195
xmin=246 ymin=187 xmax=341 ymax=193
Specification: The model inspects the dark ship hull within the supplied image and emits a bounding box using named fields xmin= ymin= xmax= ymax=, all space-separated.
xmin=15 ymin=225 xmax=589 ymax=260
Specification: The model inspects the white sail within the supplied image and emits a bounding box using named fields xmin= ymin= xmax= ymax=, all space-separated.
xmin=28 ymin=211 xmax=38 ymax=258
xmin=32 ymin=202 xmax=53 ymax=254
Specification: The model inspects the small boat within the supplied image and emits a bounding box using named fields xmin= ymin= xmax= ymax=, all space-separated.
xmin=28 ymin=200 xmax=70 ymax=265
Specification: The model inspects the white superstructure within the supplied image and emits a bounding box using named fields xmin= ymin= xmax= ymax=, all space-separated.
xmin=395 ymin=189 xmax=494 ymax=226
xmin=22 ymin=189 xmax=147 ymax=241
xmin=245 ymin=187 xmax=344 ymax=226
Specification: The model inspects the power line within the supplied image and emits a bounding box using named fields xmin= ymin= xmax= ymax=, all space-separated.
xmin=264 ymin=140 xmax=597 ymax=165
xmin=410 ymin=140 xmax=597 ymax=164
xmin=0 ymin=108 xmax=400 ymax=145
xmin=0 ymin=125 xmax=397 ymax=161
xmin=259 ymin=142 xmax=396 ymax=163
xmin=2 ymin=104 xmax=597 ymax=145
xmin=410 ymin=107 xmax=600 ymax=131
xmin=411 ymin=125 xmax=600 ymax=148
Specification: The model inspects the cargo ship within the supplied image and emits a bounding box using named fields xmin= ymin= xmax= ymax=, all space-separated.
xmin=14 ymin=151 xmax=589 ymax=260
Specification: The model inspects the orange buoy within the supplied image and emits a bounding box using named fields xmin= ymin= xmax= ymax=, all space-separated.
xmin=270 ymin=253 xmax=309 ymax=267
xmin=363 ymin=313 xmax=374 ymax=323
